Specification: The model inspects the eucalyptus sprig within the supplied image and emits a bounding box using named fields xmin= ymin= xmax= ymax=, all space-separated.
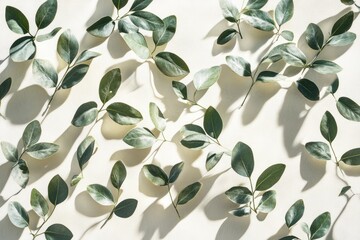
xmin=86 ymin=161 xmax=138 ymax=228
xmin=87 ymin=0 xmax=189 ymax=77
xmin=8 ymin=175 xmax=72 ymax=240
xmin=0 ymin=77 xmax=12 ymax=118
xmin=1 ymin=120 xmax=59 ymax=189
xmin=142 ymin=162 xmax=202 ymax=218
xmin=280 ymin=199 xmax=331 ymax=240
xmin=5 ymin=0 xmax=61 ymax=62
xmin=226 ymin=142 xmax=286 ymax=216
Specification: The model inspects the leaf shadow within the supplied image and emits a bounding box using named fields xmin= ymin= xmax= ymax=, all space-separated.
xmin=107 ymin=33 xmax=131 ymax=59
xmin=300 ymin=150 xmax=327 ymax=191
xmin=75 ymin=190 xmax=111 ymax=218
xmin=215 ymin=215 xmax=251 ymax=240
xmin=111 ymin=147 xmax=152 ymax=167
xmin=0 ymin=59 xmax=31 ymax=95
xmin=78 ymin=221 xmax=99 ymax=240
xmin=100 ymin=114 xmax=134 ymax=140
xmin=268 ymin=223 xmax=290 ymax=240
xmin=204 ymin=192 xmax=235 ymax=221
xmin=0 ymin=215 xmax=23 ymax=240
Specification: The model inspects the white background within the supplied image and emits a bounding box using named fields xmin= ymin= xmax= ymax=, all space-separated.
xmin=0 ymin=0 xmax=360 ymax=239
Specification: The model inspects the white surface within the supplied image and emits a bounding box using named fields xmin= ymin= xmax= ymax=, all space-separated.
xmin=0 ymin=0 xmax=360 ymax=239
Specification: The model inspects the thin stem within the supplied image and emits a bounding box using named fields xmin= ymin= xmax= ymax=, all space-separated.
xmin=87 ymin=103 xmax=106 ymax=136
xmin=151 ymin=46 xmax=157 ymax=56
xmin=329 ymin=142 xmax=339 ymax=165
xmin=32 ymin=205 xmax=56 ymax=239
xmin=248 ymin=177 xmax=257 ymax=213
xmin=236 ymin=21 xmax=243 ymax=39
xmin=239 ymin=82 xmax=256 ymax=108
xmin=355 ymin=3 xmax=360 ymax=8
xmin=142 ymin=140 xmax=167 ymax=163
xmin=100 ymin=210 xmax=114 ymax=229
xmin=209 ymin=137 xmax=231 ymax=155
xmin=168 ymin=184 xmax=180 ymax=219
xmin=187 ymin=99 xmax=207 ymax=110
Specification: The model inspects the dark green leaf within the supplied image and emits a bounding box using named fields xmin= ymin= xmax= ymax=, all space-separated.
xmin=87 ymin=16 xmax=115 ymax=38
xmin=36 ymin=27 xmax=62 ymax=42
xmin=217 ymin=29 xmax=237 ymax=45
xmin=32 ymin=59 xmax=58 ymax=88
xmin=279 ymin=236 xmax=300 ymax=240
xmin=246 ymin=0 xmax=268 ymax=10
xmin=256 ymin=71 xmax=287 ymax=82
xmin=280 ymin=30 xmax=294 ymax=41
xmin=23 ymin=120 xmax=41 ymax=148
xmin=114 ymin=199 xmax=138 ymax=218
xmin=74 ymin=50 xmax=100 ymax=65
xmin=194 ymin=66 xmax=222 ymax=91
xmin=310 ymin=212 xmax=331 ymax=239
xmin=10 ymin=36 xmax=36 ymax=62
xmin=305 ymin=142 xmax=332 ymax=160
xmin=181 ymin=134 xmax=210 ymax=149
xmin=275 ymin=0 xmax=294 ymax=26
xmin=153 ymin=15 xmax=176 ymax=46
xmin=45 ymin=224 xmax=73 ymax=240
xmin=106 ymin=102 xmax=143 ymax=125
xmin=169 ymin=162 xmax=184 ymax=184
xmin=320 ymin=111 xmax=337 ymax=143
xmin=48 ymin=174 xmax=68 ymax=205
xmin=226 ymin=55 xmax=252 ymax=77
xmin=31 ymin=188 xmax=49 ymax=218
xmin=142 ymin=164 xmax=168 ymax=186
xmin=328 ymin=32 xmax=356 ymax=47
xmin=181 ymin=124 xmax=206 ymax=136
xmin=5 ymin=6 xmax=29 ymax=34
xmin=305 ymin=23 xmax=324 ymax=50
xmin=172 ymin=81 xmax=187 ymax=99
xmin=230 ymin=206 xmax=251 ymax=217
xmin=311 ymin=60 xmax=342 ymax=74
xmin=154 ymin=52 xmax=189 ymax=77
xmin=112 ymin=0 xmax=128 ymax=10
xmin=327 ymin=77 xmax=339 ymax=94
xmin=87 ymin=184 xmax=114 ymax=206
xmin=130 ymin=0 xmax=153 ymax=11
xmin=71 ymin=101 xmax=98 ymax=127
xmin=255 ymin=164 xmax=286 ymax=191
xmin=225 ymin=186 xmax=252 ymax=204
xmin=263 ymin=43 xmax=290 ymax=63
xmin=285 ymin=199 xmax=304 ymax=228
xmin=61 ymin=64 xmax=89 ymax=89
xmin=281 ymin=44 xmax=307 ymax=67
xmin=341 ymin=0 xmax=355 ymax=5
xmin=118 ymin=18 xmax=139 ymax=33
xmin=336 ymin=97 xmax=360 ymax=122
xmin=11 ymin=160 xmax=29 ymax=188
xmin=77 ymin=136 xmax=95 ymax=170
xmin=339 ymin=186 xmax=351 ymax=196
xmin=111 ymin=160 xmax=127 ymax=189
xmin=176 ymin=182 xmax=202 ymax=205
xmin=35 ymin=0 xmax=57 ymax=29
xmin=123 ymin=127 xmax=156 ymax=149
xmin=57 ymin=29 xmax=79 ymax=64
xmin=123 ymin=32 xmax=150 ymax=59
xmin=243 ymin=9 xmax=275 ymax=31
xmin=257 ymin=190 xmax=276 ymax=213
xmin=219 ymin=0 xmax=240 ymax=22
xmin=341 ymin=148 xmax=360 ymax=165
xmin=231 ymin=142 xmax=254 ymax=177
xmin=8 ymin=201 xmax=29 ymax=228
xmin=1 ymin=141 xmax=18 ymax=162
xmin=331 ymin=11 xmax=354 ymax=36
xmin=296 ymin=79 xmax=319 ymax=101
xmin=99 ymin=68 xmax=121 ymax=104
xmin=204 ymin=106 xmax=223 ymax=139
xmin=206 ymin=151 xmax=224 ymax=171
xmin=149 ymin=102 xmax=166 ymax=132
xmin=0 ymin=78 xmax=12 ymax=100
xmin=27 ymin=142 xmax=59 ymax=159
xmin=129 ymin=11 xmax=163 ymax=31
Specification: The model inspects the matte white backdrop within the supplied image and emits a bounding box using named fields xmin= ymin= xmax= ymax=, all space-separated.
xmin=0 ymin=0 xmax=359 ymax=239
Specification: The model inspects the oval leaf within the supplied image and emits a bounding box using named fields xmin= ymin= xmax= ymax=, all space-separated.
xmin=285 ymin=199 xmax=305 ymax=228
xmin=123 ymin=32 xmax=150 ymax=59
xmin=61 ymin=64 xmax=89 ymax=89
xmin=10 ymin=36 xmax=36 ymax=62
xmin=280 ymin=30 xmax=294 ymax=41
xmin=225 ymin=186 xmax=252 ymax=204
xmin=180 ymin=134 xmax=210 ymax=149
xmin=106 ymin=102 xmax=143 ymax=125
xmin=219 ymin=0 xmax=240 ymax=22
xmin=204 ymin=106 xmax=223 ymax=139
xmin=0 ymin=77 xmax=12 ymax=100
xmin=114 ymin=199 xmax=138 ymax=218
xmin=118 ymin=18 xmax=139 ymax=33
xmin=11 ymin=160 xmax=29 ymax=188
xmin=149 ymin=102 xmax=166 ymax=132
xmin=75 ymin=50 xmax=101 ymax=65
xmin=111 ymin=160 xmax=127 ymax=189
xmin=336 ymin=97 xmax=360 ymax=122
xmin=172 ymin=81 xmax=187 ymax=99
xmin=226 ymin=55 xmax=252 ymax=77
xmin=230 ymin=206 xmax=251 ymax=217
xmin=311 ymin=60 xmax=342 ymax=74
xmin=275 ymin=0 xmax=294 ymax=26
xmin=23 ymin=120 xmax=41 ymax=148
xmin=8 ymin=201 xmax=29 ymax=228
xmin=296 ymin=79 xmax=319 ymax=101
xmin=27 ymin=142 xmax=59 ymax=159
xmin=339 ymin=186 xmax=351 ymax=196
xmin=206 ymin=151 xmax=224 ymax=171
xmin=87 ymin=16 xmax=115 ymax=38
xmin=36 ymin=27 xmax=62 ymax=42
xmin=129 ymin=11 xmax=163 ymax=31
xmin=153 ymin=15 xmax=176 ymax=46
xmin=31 ymin=188 xmax=49 ymax=218
xmin=87 ymin=184 xmax=114 ymax=206
xmin=331 ymin=11 xmax=354 ymax=36
xmin=99 ymin=68 xmax=121 ymax=104
xmin=305 ymin=23 xmax=324 ymax=50
xmin=328 ymin=32 xmax=356 ymax=47
xmin=257 ymin=190 xmax=276 ymax=213
xmin=231 ymin=142 xmax=254 ymax=177
xmin=305 ymin=142 xmax=331 ymax=160
xmin=77 ymin=136 xmax=96 ymax=170
xmin=48 ymin=174 xmax=68 ymax=205
xmin=35 ymin=0 xmax=57 ymax=29
xmin=310 ymin=212 xmax=331 ymax=239
xmin=242 ymin=9 xmax=275 ymax=31
xmin=194 ymin=66 xmax=222 ymax=91
xmin=341 ymin=148 xmax=360 ymax=165
xmin=5 ymin=6 xmax=29 ymax=34
xmin=154 ymin=52 xmax=189 ymax=77
xmin=246 ymin=0 xmax=268 ymax=10
xmin=176 ymin=182 xmax=202 ymax=205
xmin=57 ymin=29 xmax=79 ymax=64
xmin=217 ymin=28 xmax=238 ymax=45
xmin=255 ymin=164 xmax=286 ymax=191
xmin=33 ymin=59 xmax=58 ymax=88
xmin=45 ymin=224 xmax=73 ymax=240
xmin=142 ymin=164 xmax=168 ymax=186
xmin=281 ymin=44 xmax=307 ymax=67
xmin=257 ymin=71 xmax=287 ymax=82
xmin=320 ymin=111 xmax=337 ymax=143
xmin=130 ymin=0 xmax=153 ymax=11
xmin=113 ymin=0 xmax=128 ymax=10
xmin=1 ymin=141 xmax=19 ymax=162
xmin=169 ymin=162 xmax=184 ymax=184
xmin=71 ymin=101 xmax=98 ymax=127
xmin=123 ymin=127 xmax=156 ymax=149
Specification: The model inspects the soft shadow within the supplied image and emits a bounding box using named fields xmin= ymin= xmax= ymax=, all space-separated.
xmin=111 ymin=148 xmax=152 ymax=167
xmin=268 ymin=224 xmax=290 ymax=240
xmin=300 ymin=151 xmax=326 ymax=191
xmin=75 ymin=191 xmax=111 ymax=217
xmin=215 ymin=216 xmax=251 ymax=240
xmin=0 ymin=215 xmax=23 ymax=240
xmin=78 ymin=221 xmax=99 ymax=240
xmin=138 ymin=167 xmax=167 ymax=198
xmin=107 ymin=33 xmax=131 ymax=59
xmin=0 ymin=59 xmax=31 ymax=94
xmin=206 ymin=19 xmax=237 ymax=55
xmin=42 ymin=88 xmax=71 ymax=121
xmin=204 ymin=193 xmax=234 ymax=221
xmin=339 ymin=162 xmax=360 ymax=177
xmin=100 ymin=114 xmax=133 ymax=140
xmin=256 ymin=212 xmax=268 ymax=221
xmin=0 ymin=162 xmax=12 ymax=207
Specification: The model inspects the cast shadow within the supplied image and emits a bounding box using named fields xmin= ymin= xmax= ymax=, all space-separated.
xmin=215 ymin=216 xmax=251 ymax=240
xmin=204 ymin=193 xmax=234 ymax=221
xmin=0 ymin=162 xmax=12 ymax=208
xmin=75 ymin=191 xmax=111 ymax=218
xmin=205 ymin=19 xmax=237 ymax=55
xmin=0 ymin=215 xmax=23 ymax=240
xmin=0 ymin=59 xmax=31 ymax=94
xmin=268 ymin=224 xmax=290 ymax=240
xmin=300 ymin=150 xmax=326 ymax=191
xmin=107 ymin=32 xmax=130 ymax=59
xmin=100 ymin=114 xmax=134 ymax=140
xmin=111 ymin=147 xmax=152 ymax=167
xmin=339 ymin=163 xmax=360 ymax=177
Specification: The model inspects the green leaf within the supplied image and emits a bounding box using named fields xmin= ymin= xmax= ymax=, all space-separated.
xmin=217 ymin=29 xmax=238 ymax=45
xmin=154 ymin=52 xmax=189 ymax=77
xmin=320 ymin=111 xmax=337 ymax=143
xmin=45 ymin=224 xmax=73 ymax=240
xmin=242 ymin=9 xmax=275 ymax=31
xmin=296 ymin=79 xmax=319 ymax=101
xmin=0 ymin=78 xmax=12 ymax=100
xmin=311 ymin=60 xmax=342 ymax=74
xmin=48 ymin=174 xmax=68 ymax=205
xmin=129 ymin=11 xmax=163 ymax=31
xmin=263 ymin=43 xmax=290 ymax=63
xmin=70 ymin=174 xmax=82 ymax=187
xmin=305 ymin=23 xmax=324 ymax=50
xmin=336 ymin=97 xmax=360 ymax=122
xmin=181 ymin=124 xmax=206 ymax=136
xmin=279 ymin=236 xmax=300 ymax=240
xmin=305 ymin=142 xmax=332 ymax=160
xmin=302 ymin=223 xmax=311 ymax=239
xmin=123 ymin=127 xmax=156 ymax=149
xmin=257 ymin=190 xmax=276 ymax=213
xmin=275 ymin=0 xmax=294 ymax=26
xmin=27 ymin=142 xmax=59 ymax=159
xmin=176 ymin=182 xmax=202 ymax=205
xmin=153 ymin=15 xmax=176 ymax=46
xmin=130 ymin=0 xmax=152 ymax=11
xmin=328 ymin=32 xmax=356 ymax=47
xmin=71 ymin=101 xmax=98 ymax=127
xmin=112 ymin=0 xmax=128 ymax=10
xmin=123 ymin=32 xmax=150 ymax=59
xmin=23 ymin=120 xmax=41 ymax=148
xmin=35 ymin=0 xmax=57 ymax=29
xmin=339 ymin=186 xmax=351 ymax=196
xmin=246 ymin=0 xmax=268 ymax=10
xmin=87 ymin=184 xmax=114 ymax=206
xmin=169 ymin=162 xmax=184 ymax=184
xmin=225 ymin=186 xmax=252 ymax=204
xmin=87 ymin=16 xmax=115 ymax=38
xmin=341 ymin=0 xmax=355 ymax=5
xmin=1 ymin=142 xmax=18 ymax=162
xmin=149 ymin=102 xmax=166 ymax=132
xmin=57 ymin=29 xmax=79 ymax=64
xmin=331 ymin=11 xmax=354 ymax=36
xmin=219 ymin=0 xmax=240 ymax=22
xmin=61 ymin=64 xmax=89 ymax=89
xmin=281 ymin=44 xmax=307 ymax=67
xmin=74 ymin=50 xmax=100 ymax=65
xmin=30 ymin=188 xmax=49 ymax=218
xmin=118 ymin=18 xmax=139 ymax=33
xmin=8 ymin=201 xmax=29 ymax=228
xmin=114 ymin=199 xmax=138 ymax=218
xmin=280 ymin=30 xmax=294 ymax=41
xmin=256 ymin=71 xmax=287 ymax=82
xmin=5 ymin=6 xmax=29 ymax=34
xmin=193 ymin=66 xmax=222 ymax=91
xmin=111 ymin=160 xmax=127 ymax=190
xmin=231 ymin=142 xmax=254 ymax=177
xmin=230 ymin=206 xmax=251 ymax=217
xmin=33 ymin=59 xmax=58 ymax=88
xmin=36 ymin=27 xmax=62 ymax=42
xmin=255 ymin=164 xmax=286 ymax=191
xmin=206 ymin=152 xmax=224 ymax=171
xmin=10 ymin=36 xmax=36 ymax=62
xmin=172 ymin=81 xmax=187 ymax=100
xmin=327 ymin=77 xmax=339 ymax=94
xmin=226 ymin=55 xmax=252 ymax=77
xmin=341 ymin=148 xmax=360 ymax=165
xmin=310 ymin=212 xmax=331 ymax=239
xmin=99 ymin=68 xmax=121 ymax=104
xmin=204 ymin=106 xmax=223 ymax=139
xmin=11 ymin=160 xmax=29 ymax=188
xmin=142 ymin=164 xmax=168 ymax=186
xmin=77 ymin=136 xmax=96 ymax=170
xmin=285 ymin=199 xmax=304 ymax=228
xmin=180 ymin=124 xmax=210 ymax=149
xmin=106 ymin=102 xmax=143 ymax=125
